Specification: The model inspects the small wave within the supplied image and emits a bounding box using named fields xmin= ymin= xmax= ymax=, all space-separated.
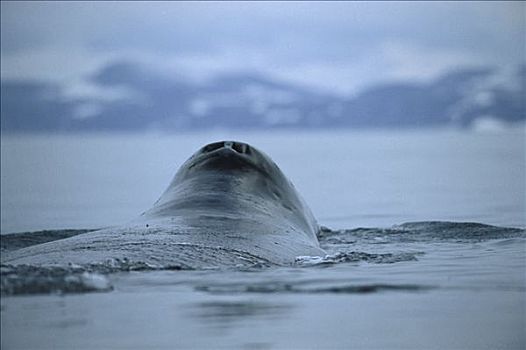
xmin=1 ymin=229 xmax=94 ymax=252
xmin=294 ymin=251 xmax=421 ymax=266
xmin=305 ymin=284 xmax=432 ymax=294
xmin=395 ymin=221 xmax=525 ymax=241
xmin=195 ymin=281 xmax=432 ymax=295
xmin=1 ymin=265 xmax=112 ymax=296
xmin=0 ymin=259 xmax=188 ymax=296
xmin=318 ymin=221 xmax=525 ymax=245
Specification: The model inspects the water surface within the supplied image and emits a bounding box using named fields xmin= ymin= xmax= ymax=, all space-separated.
xmin=1 ymin=129 xmax=525 ymax=349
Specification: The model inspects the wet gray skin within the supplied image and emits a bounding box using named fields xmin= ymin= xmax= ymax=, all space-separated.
xmin=2 ymin=141 xmax=326 ymax=268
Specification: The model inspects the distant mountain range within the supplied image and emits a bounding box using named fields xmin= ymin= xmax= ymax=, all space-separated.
xmin=1 ymin=61 xmax=524 ymax=132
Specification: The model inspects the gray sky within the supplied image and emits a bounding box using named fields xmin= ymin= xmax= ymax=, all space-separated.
xmin=1 ymin=1 xmax=524 ymax=95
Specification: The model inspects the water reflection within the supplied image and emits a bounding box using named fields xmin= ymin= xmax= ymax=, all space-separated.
xmin=189 ymin=299 xmax=293 ymax=330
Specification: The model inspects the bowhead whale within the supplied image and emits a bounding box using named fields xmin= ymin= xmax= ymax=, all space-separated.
xmin=2 ymin=141 xmax=326 ymax=268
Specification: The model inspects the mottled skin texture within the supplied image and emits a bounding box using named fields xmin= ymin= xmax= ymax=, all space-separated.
xmin=2 ymin=141 xmax=326 ymax=268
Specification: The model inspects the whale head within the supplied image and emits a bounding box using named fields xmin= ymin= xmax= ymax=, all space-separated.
xmin=145 ymin=141 xmax=319 ymax=240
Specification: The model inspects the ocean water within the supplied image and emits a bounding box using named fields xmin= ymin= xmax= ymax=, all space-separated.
xmin=1 ymin=129 xmax=525 ymax=349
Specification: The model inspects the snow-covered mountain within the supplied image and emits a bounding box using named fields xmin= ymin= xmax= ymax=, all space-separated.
xmin=1 ymin=61 xmax=524 ymax=132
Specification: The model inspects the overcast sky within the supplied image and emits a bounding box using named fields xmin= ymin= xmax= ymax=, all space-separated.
xmin=1 ymin=1 xmax=525 ymax=95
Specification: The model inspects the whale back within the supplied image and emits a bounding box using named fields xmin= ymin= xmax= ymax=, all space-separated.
xmin=2 ymin=141 xmax=325 ymax=268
